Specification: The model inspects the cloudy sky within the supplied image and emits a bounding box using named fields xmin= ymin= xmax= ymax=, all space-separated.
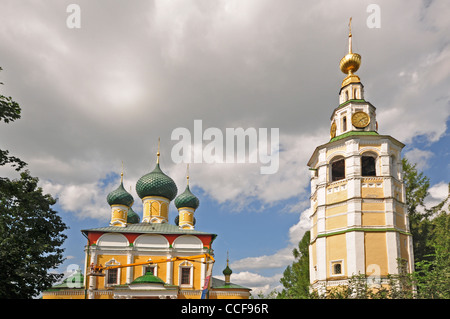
xmin=0 ymin=0 xmax=449 ymax=294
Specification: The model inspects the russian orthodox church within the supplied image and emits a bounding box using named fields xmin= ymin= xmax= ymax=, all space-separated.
xmin=307 ymin=20 xmax=414 ymax=293
xmin=43 ymin=149 xmax=251 ymax=299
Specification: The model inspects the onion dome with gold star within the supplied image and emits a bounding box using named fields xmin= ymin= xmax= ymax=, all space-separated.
xmin=135 ymin=140 xmax=178 ymax=201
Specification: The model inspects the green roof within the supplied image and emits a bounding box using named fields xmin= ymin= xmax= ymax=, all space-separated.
xmin=210 ymin=277 xmax=250 ymax=290
xmin=107 ymin=182 xmax=134 ymax=207
xmin=175 ymin=185 xmax=200 ymax=209
xmin=135 ymin=163 xmax=178 ymax=201
xmin=82 ymin=222 xmax=217 ymax=238
xmin=131 ymin=271 xmax=165 ymax=285
xmin=330 ymin=130 xmax=379 ymax=143
xmin=49 ymin=270 xmax=84 ymax=289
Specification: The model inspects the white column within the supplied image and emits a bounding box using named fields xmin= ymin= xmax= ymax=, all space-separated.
xmin=166 ymin=259 xmax=173 ymax=285
xmin=126 ymin=250 xmax=134 ymax=284
xmin=316 ymin=237 xmax=327 ymax=281
xmin=346 ymin=231 xmax=365 ymax=276
xmin=386 ymin=232 xmax=399 ymax=274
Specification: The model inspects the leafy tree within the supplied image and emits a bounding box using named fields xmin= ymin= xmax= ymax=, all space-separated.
xmin=0 ymin=68 xmax=68 ymax=298
xmin=0 ymin=67 xmax=26 ymax=171
xmin=278 ymin=231 xmax=310 ymax=299
xmin=412 ymin=184 xmax=450 ymax=298
xmin=402 ymin=158 xmax=433 ymax=262
xmin=0 ymin=171 xmax=68 ymax=298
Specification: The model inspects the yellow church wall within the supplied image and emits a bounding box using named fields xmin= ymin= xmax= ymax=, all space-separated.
xmin=111 ymin=207 xmax=127 ymax=223
xmin=326 ymin=234 xmax=347 ymax=278
xmin=358 ymin=144 xmax=381 ymax=151
xmin=326 ymin=188 xmax=348 ymax=204
xmin=42 ymin=290 xmax=86 ymax=299
xmin=394 ymin=203 xmax=406 ymax=230
xmin=95 ymin=254 xmax=128 ymax=288
xmin=399 ymin=233 xmax=410 ymax=261
xmin=132 ymin=255 xmax=167 ymax=282
xmin=361 ymin=212 xmax=386 ymax=226
xmin=364 ymin=232 xmax=388 ymax=276
xmin=326 ymin=214 xmax=347 ymax=231
xmin=361 ymin=201 xmax=384 ymax=211
xmin=326 ymin=146 xmax=346 ymax=157
xmin=326 ymin=204 xmax=348 ymax=217
xmin=311 ymin=223 xmax=317 ymax=239
xmin=361 ymin=186 xmax=384 ymax=198
xmin=172 ymin=259 xmax=203 ymax=290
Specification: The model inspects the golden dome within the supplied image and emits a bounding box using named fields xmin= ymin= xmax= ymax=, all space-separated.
xmin=339 ymin=18 xmax=362 ymax=87
xmin=340 ymin=51 xmax=361 ymax=75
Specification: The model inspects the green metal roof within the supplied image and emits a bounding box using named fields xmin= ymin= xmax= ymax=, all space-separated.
xmin=131 ymin=271 xmax=165 ymax=285
xmin=82 ymin=222 xmax=217 ymax=238
xmin=210 ymin=277 xmax=250 ymax=290
xmin=329 ymin=130 xmax=379 ymax=143
xmin=49 ymin=270 xmax=84 ymax=289
xmin=135 ymin=163 xmax=178 ymax=201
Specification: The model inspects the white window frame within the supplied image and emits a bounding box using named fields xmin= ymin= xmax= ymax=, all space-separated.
xmin=105 ymin=258 xmax=121 ymax=286
xmin=178 ymin=261 xmax=193 ymax=288
xmin=330 ymin=260 xmax=344 ymax=276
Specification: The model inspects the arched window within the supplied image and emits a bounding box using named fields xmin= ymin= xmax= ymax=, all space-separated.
xmin=331 ymin=158 xmax=345 ymax=182
xmin=342 ymin=116 xmax=347 ymax=132
xmin=361 ymin=155 xmax=376 ymax=176
xmin=345 ymin=91 xmax=349 ymax=101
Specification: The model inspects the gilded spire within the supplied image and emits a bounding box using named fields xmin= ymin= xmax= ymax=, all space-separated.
xmin=157 ymin=137 xmax=160 ymax=164
xmin=339 ymin=17 xmax=361 ymax=87
xmin=186 ymin=164 xmax=190 ymax=186
xmin=120 ymin=161 xmax=124 ymax=184
xmin=348 ymin=17 xmax=352 ymax=52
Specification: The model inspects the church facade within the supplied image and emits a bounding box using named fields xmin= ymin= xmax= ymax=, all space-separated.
xmin=307 ymin=22 xmax=414 ymax=292
xmin=43 ymin=151 xmax=250 ymax=299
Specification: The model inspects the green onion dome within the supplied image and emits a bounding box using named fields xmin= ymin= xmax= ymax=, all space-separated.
xmin=127 ymin=206 xmax=140 ymax=224
xmin=223 ymin=264 xmax=232 ymax=276
xmin=107 ymin=182 xmax=134 ymax=207
xmin=174 ymin=185 xmax=200 ymax=210
xmin=135 ymin=163 xmax=178 ymax=201
xmin=131 ymin=271 xmax=165 ymax=285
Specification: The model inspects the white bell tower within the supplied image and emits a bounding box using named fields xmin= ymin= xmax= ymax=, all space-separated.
xmin=307 ymin=19 xmax=414 ymax=293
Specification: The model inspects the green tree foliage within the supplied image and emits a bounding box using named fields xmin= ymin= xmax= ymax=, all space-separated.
xmin=412 ymin=184 xmax=450 ymax=298
xmin=0 ymin=68 xmax=68 ymax=298
xmin=278 ymin=231 xmax=310 ymax=299
xmin=0 ymin=171 xmax=68 ymax=298
xmin=0 ymin=67 xmax=26 ymax=171
xmin=402 ymin=158 xmax=432 ymax=262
